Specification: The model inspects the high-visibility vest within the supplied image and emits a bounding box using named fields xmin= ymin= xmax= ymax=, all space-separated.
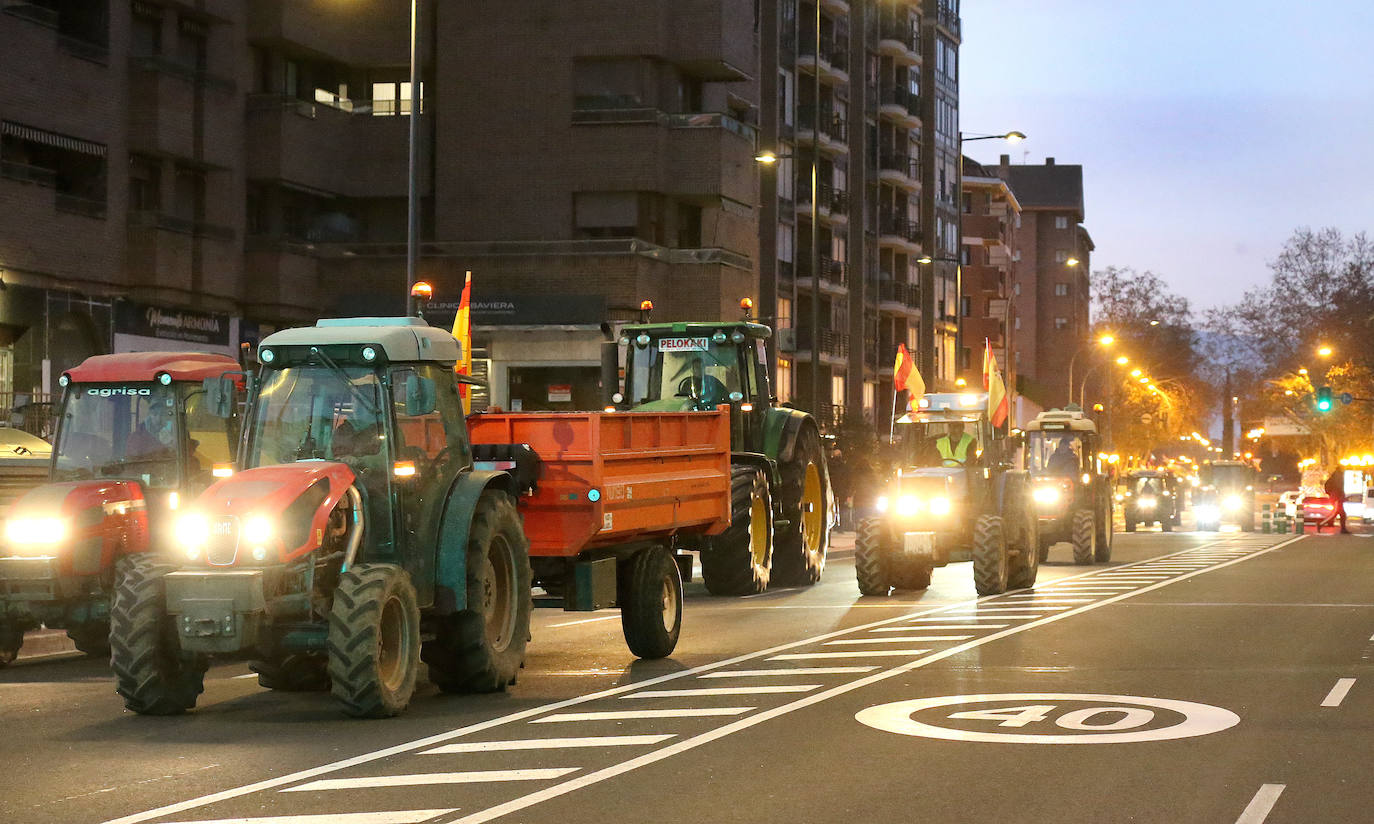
xmin=937 ymin=432 xmax=974 ymax=465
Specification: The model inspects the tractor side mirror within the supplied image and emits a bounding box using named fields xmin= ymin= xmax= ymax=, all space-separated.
xmin=405 ymin=374 xmax=437 ymax=416
xmin=202 ymin=375 xmax=237 ymax=419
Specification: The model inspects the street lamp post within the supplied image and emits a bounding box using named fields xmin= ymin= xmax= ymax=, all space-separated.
xmin=404 ymin=0 xmax=421 ymax=316
xmin=1066 ymin=334 xmax=1114 ymax=404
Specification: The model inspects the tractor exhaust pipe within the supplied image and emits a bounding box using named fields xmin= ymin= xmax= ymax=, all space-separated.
xmin=600 ymin=322 xmax=620 ymax=407
xmin=339 ymin=485 xmax=365 ymax=573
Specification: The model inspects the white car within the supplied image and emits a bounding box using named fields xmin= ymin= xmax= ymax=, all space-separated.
xmin=1277 ymin=490 xmax=1302 ymax=518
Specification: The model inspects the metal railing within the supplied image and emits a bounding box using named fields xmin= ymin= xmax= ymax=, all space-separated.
xmin=0 ymin=392 xmax=56 ymax=439
xmin=879 ymin=17 xmax=920 ymax=54
xmin=128 ymin=210 xmax=234 ymax=240
xmin=797 ymin=328 xmax=851 ymax=359
xmin=0 ymin=160 xmax=57 ymax=187
xmin=879 ymin=153 xmax=920 ymax=180
xmin=798 ymin=106 xmax=847 ymax=143
xmin=879 ymin=213 xmax=921 ymax=243
xmin=879 ymin=280 xmax=920 ymax=308
xmin=128 ymin=55 xmax=235 ymax=92
xmin=800 ymin=257 xmax=848 ymax=287
xmin=798 ymin=38 xmax=849 ymax=72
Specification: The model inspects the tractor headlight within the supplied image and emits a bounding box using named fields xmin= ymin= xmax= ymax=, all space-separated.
xmin=1196 ymin=505 xmax=1220 ymax=522
xmin=895 ymin=495 xmax=920 ymax=516
xmin=875 ymin=495 xmax=889 ymax=513
xmin=1081 ymin=473 xmax=1092 ymax=485
xmin=928 ymin=496 xmax=952 ymax=516
xmin=1139 ymin=496 xmax=1157 ymax=510
xmin=243 ymin=516 xmax=273 ymax=545
xmin=5 ymin=517 xmax=68 ymax=548
xmin=1032 ymin=486 xmax=1060 ymax=506
xmin=1223 ymin=495 xmax=1242 ymax=512
xmin=176 ymin=514 xmax=210 ymax=553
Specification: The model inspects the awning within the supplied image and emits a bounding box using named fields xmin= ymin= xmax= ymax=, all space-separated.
xmin=1 ymin=121 xmax=106 ymax=157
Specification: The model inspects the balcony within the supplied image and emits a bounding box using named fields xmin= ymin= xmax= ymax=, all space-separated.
xmin=877 ymin=18 xmax=920 ymax=63
xmin=878 ymin=87 xmax=921 ymax=127
xmin=796 ymin=327 xmax=850 ymax=366
xmin=247 ymin=0 xmax=408 ymax=65
xmin=796 ymin=256 xmax=849 ymax=293
xmin=797 ymin=38 xmax=849 ymax=85
xmin=878 ymin=213 xmax=921 ymax=249
xmin=879 ymin=153 xmax=920 ymax=189
xmin=960 ymin=214 xmax=1005 ymax=244
xmin=937 ymin=4 xmax=961 ymax=38
xmin=878 ymin=280 xmax=920 ymax=314
xmin=797 ymin=106 xmax=848 ymax=154
xmin=798 ymin=181 xmax=848 ymax=223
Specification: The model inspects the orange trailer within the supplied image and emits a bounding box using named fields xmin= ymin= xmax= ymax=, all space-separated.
xmin=468 ymin=409 xmax=732 ymax=657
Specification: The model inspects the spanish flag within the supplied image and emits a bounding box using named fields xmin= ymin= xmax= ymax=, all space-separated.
xmin=893 ymin=343 xmax=924 ymax=396
xmin=983 ymin=338 xmax=1009 ymax=428
xmin=452 ymin=270 xmax=472 ymax=412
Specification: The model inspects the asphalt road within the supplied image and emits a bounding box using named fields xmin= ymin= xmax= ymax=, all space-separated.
xmin=2 ymin=524 xmax=1369 ymax=824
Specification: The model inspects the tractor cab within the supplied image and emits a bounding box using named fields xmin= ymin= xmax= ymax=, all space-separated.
xmin=896 ymin=392 xmax=993 ymax=469
xmin=619 ymin=321 xmax=773 ymax=414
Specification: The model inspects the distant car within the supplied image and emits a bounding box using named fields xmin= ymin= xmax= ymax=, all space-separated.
xmin=1302 ymin=496 xmax=1336 ymax=525
xmin=1277 ymin=490 xmax=1302 ymax=518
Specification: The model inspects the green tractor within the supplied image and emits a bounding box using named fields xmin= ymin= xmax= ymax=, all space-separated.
xmin=854 ymin=392 xmax=1038 ymax=596
xmin=606 ymin=303 xmax=831 ymax=595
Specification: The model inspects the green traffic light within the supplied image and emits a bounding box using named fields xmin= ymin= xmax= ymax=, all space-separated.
xmin=1316 ymin=386 xmax=1333 ymax=412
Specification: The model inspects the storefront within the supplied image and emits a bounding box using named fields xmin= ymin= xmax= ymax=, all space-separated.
xmin=113 ymin=300 xmax=240 ymax=359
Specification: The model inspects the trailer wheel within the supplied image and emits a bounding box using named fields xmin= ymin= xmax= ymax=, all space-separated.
xmin=251 ymin=654 xmax=330 ymax=691
xmin=0 ymin=622 xmax=21 ymax=667
xmin=423 ymin=491 xmax=532 ymax=694
xmin=110 ymin=556 xmax=208 ymax=715
xmin=972 ymin=515 xmax=1009 ymax=596
xmin=66 ymin=621 xmax=110 ymax=657
xmin=1071 ymin=509 xmax=1096 ymax=565
xmin=619 ymin=546 xmax=682 ymax=659
xmin=702 ymin=466 xmax=772 ymax=595
xmin=855 ymin=517 xmax=892 ymax=596
xmin=771 ymin=425 xmax=829 ymax=587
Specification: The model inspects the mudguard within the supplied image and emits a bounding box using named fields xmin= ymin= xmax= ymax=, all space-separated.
xmin=433 ymin=469 xmax=517 ymax=615
xmin=191 ymin=462 xmax=357 ymax=564
xmin=762 ymin=406 xmax=812 ymax=463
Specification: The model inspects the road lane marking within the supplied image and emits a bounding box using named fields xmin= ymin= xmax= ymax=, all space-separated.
xmin=423 ymin=736 xmax=674 ymax=754
xmin=100 ymin=536 xmax=1288 ymax=824
xmin=1000 ymin=596 xmax=1094 ymax=602
xmin=230 ymin=673 xmax=258 ymax=680
xmin=622 ymin=685 xmax=819 ymax=698
xmin=547 ymin=615 xmax=620 ymax=628
xmin=531 ymin=708 xmax=754 ymax=723
xmin=946 ymin=605 xmax=1069 ymax=612
xmin=770 ymin=649 xmax=933 ymax=660
xmin=283 ymin=769 xmax=579 ymax=792
xmin=698 ymin=667 xmax=878 ymax=677
xmin=1321 ymin=678 xmax=1356 ymax=707
xmin=871 ymin=624 xmax=1007 ymax=631
xmin=1235 ymin=784 xmax=1285 ymax=823
xmin=908 ymin=616 xmax=1009 ymax=623
xmin=826 ymin=636 xmax=972 ymax=644
xmin=741 ymin=587 xmax=800 ymax=598
xmin=160 ymin=812 xmax=458 ymax=824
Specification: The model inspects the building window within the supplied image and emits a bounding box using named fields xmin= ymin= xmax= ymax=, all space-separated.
xmin=1054 ymin=283 xmax=1069 ymax=297
xmin=776 ymin=358 xmax=792 ymax=403
xmin=1013 ymin=282 xmax=1021 ymax=296
xmin=1055 ymin=215 xmax=1069 ymax=230
xmin=960 ymin=296 xmax=970 ymax=317
xmin=831 ymin=374 xmax=845 ymax=410
xmin=1054 ymin=317 xmax=1069 ymax=330
xmin=371 ymin=80 xmax=424 ymax=116
xmin=131 ymin=2 xmax=161 ymax=56
xmin=777 ymin=297 xmax=792 ymax=329
xmin=574 ymin=191 xmax=638 ymax=239
xmin=1055 ymin=249 xmax=1069 ymax=263
xmin=777 ymin=223 xmax=794 ymax=263
xmin=176 ymin=16 xmax=208 ymax=73
xmin=574 ymin=57 xmax=651 ymax=110
xmin=1014 ymin=316 xmax=1021 ymax=330
xmin=863 ymin=381 xmax=876 ymax=415
xmin=129 ymin=154 xmax=160 ymax=211
xmin=779 ymin=69 xmax=795 ymax=126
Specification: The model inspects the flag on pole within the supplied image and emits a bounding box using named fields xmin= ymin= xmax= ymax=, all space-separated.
xmin=983 ymin=338 xmax=1009 ymax=427
xmin=893 ymin=343 xmax=923 ymax=396
xmin=452 ymin=270 xmax=472 ymax=412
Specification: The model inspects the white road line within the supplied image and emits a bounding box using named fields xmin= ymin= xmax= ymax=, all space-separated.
xmin=944 ymin=605 xmax=1068 ymax=612
xmin=1321 ymin=677 xmax=1356 ymax=707
xmin=160 ymin=812 xmax=458 ymax=824
xmin=622 ymin=685 xmax=819 ymax=698
xmin=283 ymin=769 xmax=579 ymax=792
xmin=908 ymin=616 xmax=1007 ymax=623
xmin=698 ymin=667 xmax=878 ymax=678
xmin=446 ymin=537 xmax=1306 ymax=824
xmin=531 ymin=708 xmax=754 ymax=723
xmin=770 ymin=649 xmax=933 ymax=660
xmin=999 ymin=596 xmax=1094 ymax=603
xmin=547 ymin=615 xmax=620 ymax=628
xmin=928 ymin=613 xmax=1056 ymax=619
xmin=423 ymin=736 xmax=674 ymax=754
xmin=1235 ymin=784 xmax=1285 ymax=824
xmin=230 ymin=673 xmax=259 ymax=680
xmin=741 ymin=587 xmax=800 ymax=598
xmin=825 ymin=636 xmax=972 ymax=644
xmin=99 ymin=537 xmax=1273 ymax=824
xmin=870 ymin=624 xmax=1006 ymax=632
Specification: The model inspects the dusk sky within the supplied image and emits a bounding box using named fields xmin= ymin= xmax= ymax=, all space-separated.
xmin=958 ymin=0 xmax=1374 ymax=314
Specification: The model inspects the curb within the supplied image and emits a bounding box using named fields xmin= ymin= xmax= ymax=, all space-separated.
xmin=16 ymin=629 xmax=78 ymax=660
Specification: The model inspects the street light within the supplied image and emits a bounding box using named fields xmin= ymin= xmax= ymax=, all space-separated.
xmin=1066 ymin=334 xmax=1115 ymax=404
xmin=403 ymin=0 xmax=422 ymax=315
xmin=1116 ymin=356 xmax=1130 ymax=365
xmin=1065 ymin=257 xmax=1080 ymax=267
xmin=1079 ymin=351 xmax=1130 ymax=408
xmin=1318 ymin=344 xmax=1334 ymax=358
xmin=962 ymin=131 xmax=1027 ymax=143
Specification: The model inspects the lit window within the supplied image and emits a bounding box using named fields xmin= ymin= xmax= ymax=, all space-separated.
xmin=1054 ymin=317 xmax=1069 ymax=330
xmin=1054 ymin=283 xmax=1069 ymax=297
xmin=1055 ymin=216 xmax=1069 ymax=230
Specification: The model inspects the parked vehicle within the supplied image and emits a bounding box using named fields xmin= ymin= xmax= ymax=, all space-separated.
xmin=1302 ymin=496 xmax=1336 ymax=525
xmin=1277 ymin=490 xmax=1302 ymax=519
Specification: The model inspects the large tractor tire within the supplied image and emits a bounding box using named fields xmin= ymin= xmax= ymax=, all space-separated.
xmin=1124 ymin=516 xmax=1137 ymax=533
xmin=1071 ymin=509 xmax=1096 ymax=565
xmin=1094 ymin=496 xmax=1113 ymax=562
xmin=251 ymin=654 xmax=330 ymax=691
xmin=702 ymin=466 xmax=772 ymax=596
xmin=972 ymin=514 xmax=1009 ymax=596
xmin=1005 ymin=484 xmax=1040 ymax=590
xmin=66 ymin=621 xmax=110 ymax=657
xmin=770 ymin=425 xmax=829 ymax=587
xmin=619 ymin=546 xmax=682 ymax=659
xmin=110 ymin=556 xmax=208 ymax=715
xmin=0 ymin=622 xmax=22 ymax=667
xmin=1036 ymin=532 xmax=1051 ymax=563
xmin=854 ymin=517 xmax=892 ymax=596
xmin=328 ymin=563 xmax=421 ymax=718
xmin=424 ymin=491 xmax=532 ymax=694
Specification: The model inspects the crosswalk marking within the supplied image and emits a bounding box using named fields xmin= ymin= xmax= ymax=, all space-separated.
xmin=423 ymin=735 xmax=674 ymax=754
xmin=698 ymin=667 xmax=878 ymax=677
xmin=283 ymin=769 xmax=579 ymax=792
xmin=622 ymin=685 xmax=820 ymax=698
xmin=945 ymin=605 xmax=1068 ymax=612
xmin=770 ymin=649 xmax=932 ymax=660
xmin=870 ymin=624 xmax=1006 ymax=632
xmin=909 ymin=616 xmax=1006 ymax=623
xmin=825 ymin=635 xmax=972 ymax=644
xmin=531 ymin=708 xmax=754 ymax=723
xmin=158 ymin=812 xmax=459 ymax=824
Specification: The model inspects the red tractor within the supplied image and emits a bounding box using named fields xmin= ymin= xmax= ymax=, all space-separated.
xmin=0 ymin=353 xmax=242 ymax=665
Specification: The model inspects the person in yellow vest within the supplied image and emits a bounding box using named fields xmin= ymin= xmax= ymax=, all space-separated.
xmin=935 ymin=424 xmax=977 ymax=467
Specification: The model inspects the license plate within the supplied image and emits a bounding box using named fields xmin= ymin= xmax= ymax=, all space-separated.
xmin=902 ymin=532 xmax=935 ymax=558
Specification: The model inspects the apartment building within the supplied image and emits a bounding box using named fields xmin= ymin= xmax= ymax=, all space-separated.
xmin=1001 ymin=155 xmax=1094 ymax=409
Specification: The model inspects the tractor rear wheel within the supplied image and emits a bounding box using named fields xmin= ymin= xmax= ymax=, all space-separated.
xmin=328 ymin=563 xmax=421 ymax=718
xmin=110 ymin=556 xmax=208 ymax=715
xmin=702 ymin=466 xmax=772 ymax=595
xmin=972 ymin=515 xmax=1009 ymax=596
xmin=855 ymin=517 xmax=892 ymax=596
xmin=252 ymin=654 xmax=330 ymax=691
xmin=1094 ymin=497 xmax=1114 ymax=562
xmin=619 ymin=546 xmax=682 ymax=659
xmin=770 ymin=426 xmax=829 ymax=587
xmin=0 ymin=622 xmax=22 ymax=667
xmin=1071 ymin=509 xmax=1096 ymax=565
xmin=67 ymin=621 xmax=110 ymax=657
xmin=423 ymin=491 xmax=532 ymax=694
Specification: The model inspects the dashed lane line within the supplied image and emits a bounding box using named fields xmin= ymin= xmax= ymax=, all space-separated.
xmin=1235 ymin=784 xmax=1285 ymax=824
xmin=869 ymin=624 xmax=1007 ymax=632
xmin=1321 ymin=678 xmax=1356 ymax=707
xmin=770 ymin=648 xmax=933 ymax=660
xmin=160 ymin=813 xmax=458 ymax=824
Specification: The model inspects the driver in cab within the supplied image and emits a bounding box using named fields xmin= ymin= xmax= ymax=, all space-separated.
xmin=913 ymin=422 xmax=978 ymax=467
xmin=681 ymin=357 xmax=728 ymax=407
xmin=1047 ymin=436 xmax=1081 ymax=476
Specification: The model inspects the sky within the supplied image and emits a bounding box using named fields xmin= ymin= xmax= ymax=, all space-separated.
xmin=957 ymin=0 xmax=1374 ymax=314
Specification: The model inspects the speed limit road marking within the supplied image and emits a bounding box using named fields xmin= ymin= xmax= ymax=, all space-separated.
xmin=856 ymin=693 xmax=1240 ymax=744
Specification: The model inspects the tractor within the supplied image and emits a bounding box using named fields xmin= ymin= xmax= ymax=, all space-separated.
xmin=1120 ymin=469 xmax=1181 ymax=532
xmin=110 ymin=318 xmax=532 ymax=718
xmin=606 ymin=300 xmax=831 ymax=596
xmin=854 ymin=392 xmax=1037 ymax=597
xmin=1023 ymin=406 xmax=1114 ymax=564
xmin=1195 ymin=460 xmax=1256 ymax=531
xmin=0 ymin=352 xmax=242 ymax=665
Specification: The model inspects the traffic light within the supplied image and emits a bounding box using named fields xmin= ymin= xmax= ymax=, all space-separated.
xmin=1316 ymin=386 xmax=1333 ymax=412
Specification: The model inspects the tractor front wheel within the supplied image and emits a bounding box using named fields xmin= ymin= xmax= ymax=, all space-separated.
xmin=110 ymin=556 xmax=208 ymax=715
xmin=0 ymin=622 xmax=22 ymax=667
xmin=855 ymin=517 xmax=892 ymax=596
xmin=1071 ymin=509 xmax=1096 ymax=565
xmin=702 ymin=466 xmax=772 ymax=595
xmin=972 ymin=515 xmax=1009 ymax=596
xmin=771 ymin=427 xmax=829 ymax=587
xmin=328 ymin=563 xmax=421 ymax=718
xmin=619 ymin=546 xmax=682 ymax=659
xmin=423 ymin=491 xmax=532 ymax=694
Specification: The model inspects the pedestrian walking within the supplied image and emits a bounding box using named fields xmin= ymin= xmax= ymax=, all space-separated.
xmin=1320 ymin=467 xmax=1350 ymax=534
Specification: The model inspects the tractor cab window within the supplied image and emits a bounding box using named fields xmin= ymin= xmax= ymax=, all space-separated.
xmin=1026 ymin=431 xmax=1085 ymax=477
xmin=1132 ymin=476 xmax=1164 ymax=497
xmin=390 ymin=363 xmax=468 ymax=470
xmin=183 ymin=385 xmax=238 ymax=493
xmin=54 ymin=383 xmax=182 ymax=488
xmin=628 ymin=337 xmax=742 ymax=408
xmin=898 ymin=417 xmax=982 ymax=467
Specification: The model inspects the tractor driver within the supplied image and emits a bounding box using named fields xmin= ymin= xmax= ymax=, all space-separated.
xmin=680 ymin=357 xmax=729 ymax=407
xmin=1047 ymin=435 xmax=1081 ymax=476
xmin=930 ymin=421 xmax=978 ymax=467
